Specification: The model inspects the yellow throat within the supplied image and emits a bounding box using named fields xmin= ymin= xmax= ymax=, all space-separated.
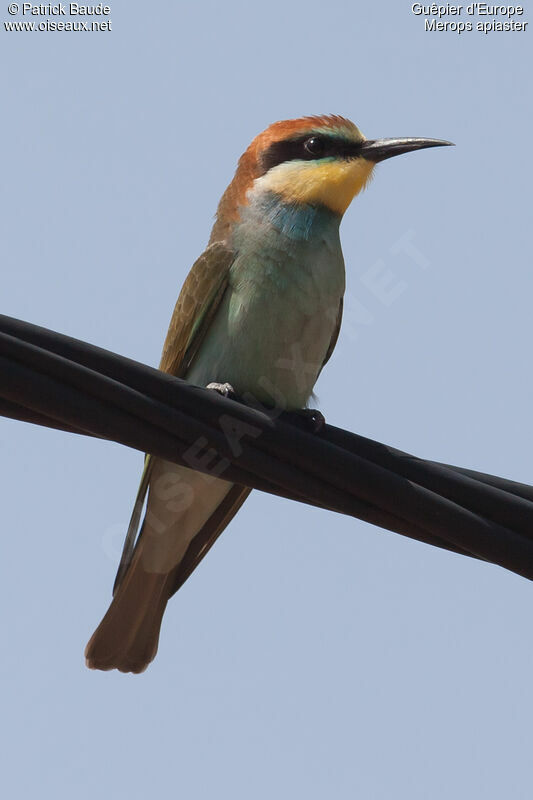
xmin=253 ymin=156 xmax=375 ymax=215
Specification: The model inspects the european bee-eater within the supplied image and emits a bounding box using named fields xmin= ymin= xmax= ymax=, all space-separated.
xmin=85 ymin=115 xmax=452 ymax=672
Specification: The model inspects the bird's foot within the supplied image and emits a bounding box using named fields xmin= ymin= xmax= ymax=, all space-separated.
xmin=206 ymin=382 xmax=239 ymax=401
xmin=282 ymin=408 xmax=326 ymax=433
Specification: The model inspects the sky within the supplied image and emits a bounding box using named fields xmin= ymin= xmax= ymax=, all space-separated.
xmin=1 ymin=1 xmax=532 ymax=797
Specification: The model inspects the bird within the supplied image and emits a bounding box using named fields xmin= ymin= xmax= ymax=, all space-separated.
xmin=85 ymin=114 xmax=452 ymax=673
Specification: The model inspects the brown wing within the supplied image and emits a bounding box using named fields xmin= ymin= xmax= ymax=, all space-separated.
xmin=114 ymin=242 xmax=236 ymax=592
xmin=159 ymin=241 xmax=235 ymax=377
xmin=158 ymin=243 xmax=252 ymax=599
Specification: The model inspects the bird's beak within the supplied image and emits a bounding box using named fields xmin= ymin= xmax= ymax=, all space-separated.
xmin=359 ymin=137 xmax=454 ymax=163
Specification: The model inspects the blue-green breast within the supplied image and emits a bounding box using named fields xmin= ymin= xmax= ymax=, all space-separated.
xmin=186 ymin=192 xmax=345 ymax=409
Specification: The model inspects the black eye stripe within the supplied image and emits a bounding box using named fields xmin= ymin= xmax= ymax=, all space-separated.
xmin=262 ymin=135 xmax=362 ymax=173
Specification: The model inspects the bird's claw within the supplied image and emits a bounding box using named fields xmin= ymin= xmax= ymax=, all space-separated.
xmin=206 ymin=382 xmax=239 ymax=401
xmin=283 ymin=408 xmax=326 ymax=433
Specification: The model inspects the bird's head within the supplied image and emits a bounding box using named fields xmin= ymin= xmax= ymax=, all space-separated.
xmin=211 ymin=115 xmax=452 ymax=242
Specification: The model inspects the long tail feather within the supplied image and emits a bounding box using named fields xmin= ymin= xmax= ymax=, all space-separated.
xmin=113 ymin=455 xmax=154 ymax=594
xmin=85 ymin=538 xmax=172 ymax=673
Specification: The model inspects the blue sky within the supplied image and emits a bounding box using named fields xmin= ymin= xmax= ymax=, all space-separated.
xmin=1 ymin=1 xmax=532 ymax=797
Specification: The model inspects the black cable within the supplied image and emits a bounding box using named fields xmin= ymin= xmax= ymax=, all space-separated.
xmin=1 ymin=313 xmax=532 ymax=581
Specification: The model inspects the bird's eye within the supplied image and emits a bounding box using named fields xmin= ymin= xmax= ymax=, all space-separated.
xmin=304 ymin=136 xmax=327 ymax=157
